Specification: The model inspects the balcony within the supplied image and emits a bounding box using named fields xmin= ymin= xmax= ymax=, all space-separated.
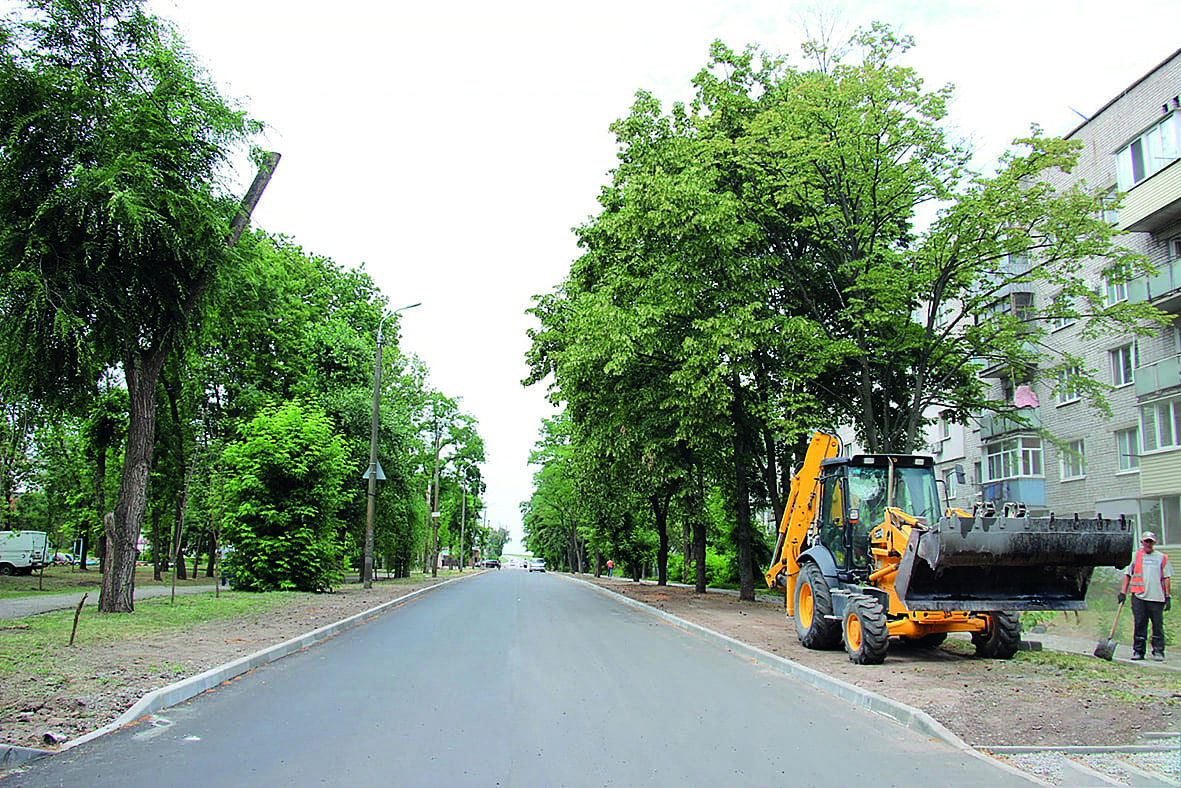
xmin=971 ymin=341 xmax=1039 ymax=379
xmin=981 ymin=478 xmax=1046 ymax=508
xmin=1119 ymin=157 xmax=1181 ymax=235
xmin=1135 ymin=354 xmax=1181 ymax=398
xmin=1127 ymin=256 xmax=1181 ymax=314
xmin=978 ymin=408 xmax=1041 ymax=440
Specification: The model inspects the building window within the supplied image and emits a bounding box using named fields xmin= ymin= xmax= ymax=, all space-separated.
xmin=1105 ymin=278 xmax=1128 ymax=306
xmin=1141 ymin=395 xmax=1181 ymax=451
xmin=984 ymin=436 xmax=1043 ymax=481
xmin=1140 ymin=496 xmax=1180 ymax=545
xmin=943 ymin=469 xmax=958 ymax=498
xmin=981 ymin=291 xmax=1034 ymax=329
xmin=1055 ymin=366 xmax=1082 ymax=405
xmin=1110 ymin=343 xmax=1138 ymax=387
xmin=1116 ymin=428 xmax=1140 ymax=472
xmin=1060 ymin=439 xmax=1086 ymax=480
xmin=1099 ymin=188 xmax=1119 ymax=225
xmin=1049 ymin=291 xmax=1073 ymax=331
xmin=1116 ymin=113 xmax=1181 ymax=191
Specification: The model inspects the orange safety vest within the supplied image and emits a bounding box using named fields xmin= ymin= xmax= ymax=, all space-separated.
xmin=1129 ymin=548 xmax=1169 ymax=595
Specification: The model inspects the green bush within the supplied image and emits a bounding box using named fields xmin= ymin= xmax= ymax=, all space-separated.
xmin=220 ymin=400 xmax=348 ymax=592
xmin=666 ymin=548 xmax=735 ymax=587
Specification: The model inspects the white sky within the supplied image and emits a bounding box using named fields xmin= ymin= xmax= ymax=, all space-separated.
xmin=138 ymin=0 xmax=1176 ymax=549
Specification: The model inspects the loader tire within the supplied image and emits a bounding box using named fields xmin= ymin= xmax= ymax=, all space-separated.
xmin=843 ymin=593 xmax=889 ymax=664
xmin=794 ymin=562 xmax=840 ymax=650
xmin=972 ymin=612 xmax=1022 ymax=659
xmin=900 ymin=632 xmax=947 ymax=648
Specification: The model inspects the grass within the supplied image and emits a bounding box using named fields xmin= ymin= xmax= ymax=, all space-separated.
xmin=1024 ymin=566 xmax=1179 ymax=649
xmin=1014 ymin=650 xmax=1181 ymax=702
xmin=0 ymin=565 xmax=216 ymax=600
xmin=0 ymin=592 xmax=296 ymax=679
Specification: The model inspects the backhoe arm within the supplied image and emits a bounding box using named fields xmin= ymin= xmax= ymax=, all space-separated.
xmin=764 ymin=432 xmax=841 ymax=614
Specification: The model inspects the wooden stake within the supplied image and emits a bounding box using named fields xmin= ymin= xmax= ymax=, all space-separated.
xmin=69 ymin=593 xmax=88 ymax=646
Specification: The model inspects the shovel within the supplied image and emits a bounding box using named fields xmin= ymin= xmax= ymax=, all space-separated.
xmin=1094 ymin=598 xmax=1127 ymax=661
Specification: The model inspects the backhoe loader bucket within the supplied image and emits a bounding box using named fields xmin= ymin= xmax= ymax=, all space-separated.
xmin=893 ymin=514 xmax=1134 ymax=611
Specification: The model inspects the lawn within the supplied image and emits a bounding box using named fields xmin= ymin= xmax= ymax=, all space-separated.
xmin=0 ymin=565 xmax=217 ymax=600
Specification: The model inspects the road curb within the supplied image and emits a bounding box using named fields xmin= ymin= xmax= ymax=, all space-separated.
xmin=566 ymin=575 xmax=1052 ymax=787
xmin=1 ymin=575 xmax=472 ymax=770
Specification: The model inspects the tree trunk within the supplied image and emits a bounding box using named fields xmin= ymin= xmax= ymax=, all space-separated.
xmin=731 ymin=378 xmax=757 ymax=602
xmin=86 ymin=430 xmax=106 ymax=573
xmin=733 ymin=437 xmax=756 ymax=602
xmin=100 ymin=348 xmax=167 ymax=613
xmin=653 ymin=492 xmax=670 ymax=586
xmin=191 ymin=534 xmax=201 ymax=578
xmin=682 ymin=516 xmax=692 ymax=585
xmin=205 ymin=532 xmax=216 ymax=577
xmin=151 ymin=506 xmax=164 ymax=581
xmin=694 ymin=466 xmax=707 ymax=594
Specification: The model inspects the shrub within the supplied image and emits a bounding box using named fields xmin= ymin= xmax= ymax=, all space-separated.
xmin=220 ymin=400 xmax=348 ymax=592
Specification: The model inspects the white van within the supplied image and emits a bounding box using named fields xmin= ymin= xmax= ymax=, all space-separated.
xmin=0 ymin=530 xmax=50 ymax=575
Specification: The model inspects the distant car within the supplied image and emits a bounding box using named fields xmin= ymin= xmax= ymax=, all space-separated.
xmin=479 ymin=559 xmax=500 ymax=569
xmin=53 ymin=552 xmax=75 ymax=565
xmin=528 ymin=558 xmax=546 ymax=573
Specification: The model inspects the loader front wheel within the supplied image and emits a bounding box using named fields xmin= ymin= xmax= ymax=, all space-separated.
xmin=843 ymin=593 xmax=889 ymax=665
xmin=972 ymin=612 xmax=1022 ymax=659
xmin=794 ymin=562 xmax=840 ymax=650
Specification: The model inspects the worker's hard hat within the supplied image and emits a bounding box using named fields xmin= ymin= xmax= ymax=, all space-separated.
xmin=1141 ymin=531 xmax=1157 ymax=543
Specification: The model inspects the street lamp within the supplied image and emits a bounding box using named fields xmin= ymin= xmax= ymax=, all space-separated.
xmin=363 ymin=302 xmax=421 ymax=589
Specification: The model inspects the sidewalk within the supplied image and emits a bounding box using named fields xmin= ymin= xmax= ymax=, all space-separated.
xmin=0 ymin=583 xmax=220 ymax=620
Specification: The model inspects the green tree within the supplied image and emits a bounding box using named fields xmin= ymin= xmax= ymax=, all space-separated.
xmin=0 ymin=0 xmax=263 ymax=611
xmin=220 ymin=400 xmax=348 ymax=592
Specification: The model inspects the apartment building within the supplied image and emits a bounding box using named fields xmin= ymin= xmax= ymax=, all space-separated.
xmin=935 ymin=47 xmax=1181 ymax=547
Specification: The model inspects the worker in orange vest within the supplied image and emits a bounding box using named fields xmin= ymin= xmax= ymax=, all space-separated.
xmin=1118 ymin=531 xmax=1172 ymax=661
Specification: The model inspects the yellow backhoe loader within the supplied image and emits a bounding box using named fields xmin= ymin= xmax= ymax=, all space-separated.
xmin=764 ymin=432 xmax=1134 ymax=664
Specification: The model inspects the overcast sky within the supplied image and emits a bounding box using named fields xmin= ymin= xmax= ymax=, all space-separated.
xmin=142 ymin=0 xmax=1177 ymax=550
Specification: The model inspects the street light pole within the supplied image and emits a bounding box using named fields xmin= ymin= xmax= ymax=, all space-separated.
xmin=364 ymin=302 xmax=420 ymax=589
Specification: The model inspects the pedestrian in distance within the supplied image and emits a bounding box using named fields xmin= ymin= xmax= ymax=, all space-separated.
xmin=607 ymin=559 xmax=614 ymax=578
xmin=1117 ymin=531 xmax=1172 ymax=661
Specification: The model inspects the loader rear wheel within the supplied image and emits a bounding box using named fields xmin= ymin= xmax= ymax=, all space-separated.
xmin=972 ymin=612 xmax=1022 ymax=659
xmin=843 ymin=593 xmax=889 ymax=665
xmin=794 ymin=562 xmax=840 ymax=650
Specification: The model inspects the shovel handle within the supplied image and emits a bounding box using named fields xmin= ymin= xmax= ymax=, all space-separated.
xmin=1108 ymin=598 xmax=1126 ymax=640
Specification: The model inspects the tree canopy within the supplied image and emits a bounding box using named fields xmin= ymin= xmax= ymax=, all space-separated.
xmin=526 ymin=25 xmax=1164 ymax=600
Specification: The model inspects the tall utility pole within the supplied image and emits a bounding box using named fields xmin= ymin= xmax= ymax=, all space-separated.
xmin=430 ymin=423 xmax=441 ymax=578
xmin=459 ymin=476 xmax=466 ymax=572
xmin=363 ymin=303 xmax=420 ymax=589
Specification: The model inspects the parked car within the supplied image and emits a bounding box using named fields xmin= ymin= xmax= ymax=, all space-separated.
xmin=528 ymin=558 xmax=546 ymax=573
xmin=479 ymin=558 xmax=500 ymax=569
xmin=0 ymin=530 xmax=50 ymax=575
xmin=52 ymin=552 xmax=75 ymax=565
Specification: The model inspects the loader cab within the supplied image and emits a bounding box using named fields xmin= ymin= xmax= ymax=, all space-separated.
xmin=816 ymin=455 xmax=940 ymax=575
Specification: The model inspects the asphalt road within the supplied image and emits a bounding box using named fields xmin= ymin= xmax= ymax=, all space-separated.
xmin=4 ymin=570 xmax=1037 ymax=787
